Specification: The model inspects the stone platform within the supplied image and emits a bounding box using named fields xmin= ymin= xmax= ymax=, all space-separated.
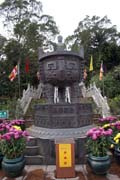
xmin=25 ymin=125 xmax=95 ymax=165
xmin=27 ymin=125 xmax=94 ymax=139
xmin=0 ymin=162 xmax=120 ymax=180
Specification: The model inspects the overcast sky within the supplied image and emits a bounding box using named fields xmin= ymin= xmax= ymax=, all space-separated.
xmin=41 ymin=0 xmax=120 ymax=39
xmin=0 ymin=0 xmax=120 ymax=39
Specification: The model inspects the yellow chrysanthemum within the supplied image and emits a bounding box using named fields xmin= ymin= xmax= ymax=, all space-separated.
xmin=115 ymin=139 xmax=119 ymax=144
xmin=116 ymin=133 xmax=120 ymax=138
xmin=110 ymin=144 xmax=114 ymax=149
xmin=13 ymin=125 xmax=21 ymax=130
xmin=102 ymin=124 xmax=110 ymax=128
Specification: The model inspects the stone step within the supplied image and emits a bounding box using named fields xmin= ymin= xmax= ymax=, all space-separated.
xmin=25 ymin=155 xmax=44 ymax=165
xmin=25 ymin=146 xmax=39 ymax=156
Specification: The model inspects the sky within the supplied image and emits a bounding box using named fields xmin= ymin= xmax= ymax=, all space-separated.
xmin=0 ymin=0 xmax=120 ymax=39
xmin=40 ymin=0 xmax=120 ymax=39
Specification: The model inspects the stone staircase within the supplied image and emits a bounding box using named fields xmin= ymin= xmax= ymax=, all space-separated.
xmin=80 ymin=82 xmax=111 ymax=117
xmin=25 ymin=136 xmax=44 ymax=165
xmin=24 ymin=98 xmax=46 ymax=128
xmin=19 ymin=83 xmax=43 ymax=115
xmin=19 ymin=82 xmax=111 ymax=120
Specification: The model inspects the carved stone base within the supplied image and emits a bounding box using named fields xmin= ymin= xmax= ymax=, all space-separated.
xmin=27 ymin=124 xmax=94 ymax=165
xmin=34 ymin=103 xmax=93 ymax=128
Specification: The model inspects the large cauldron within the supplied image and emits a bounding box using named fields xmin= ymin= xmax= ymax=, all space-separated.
xmin=39 ymin=51 xmax=84 ymax=86
xmin=29 ymin=36 xmax=93 ymax=165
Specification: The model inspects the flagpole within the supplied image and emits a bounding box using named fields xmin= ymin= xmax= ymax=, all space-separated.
xmin=102 ymin=61 xmax=105 ymax=97
xmin=18 ymin=43 xmax=22 ymax=99
xmin=99 ymin=61 xmax=104 ymax=96
xmin=102 ymin=75 xmax=105 ymax=96
xmin=25 ymin=57 xmax=30 ymax=85
xmin=18 ymin=60 xmax=21 ymax=98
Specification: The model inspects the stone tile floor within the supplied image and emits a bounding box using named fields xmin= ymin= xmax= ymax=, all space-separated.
xmin=0 ymin=162 xmax=120 ymax=180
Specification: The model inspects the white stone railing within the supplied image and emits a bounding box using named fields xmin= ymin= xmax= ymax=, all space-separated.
xmin=80 ymin=82 xmax=111 ymax=117
xmin=19 ymin=83 xmax=43 ymax=115
xmin=20 ymin=81 xmax=111 ymax=117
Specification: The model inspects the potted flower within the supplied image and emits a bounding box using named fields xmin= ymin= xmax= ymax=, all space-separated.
xmin=99 ymin=116 xmax=119 ymax=151
xmin=0 ymin=124 xmax=29 ymax=178
xmin=109 ymin=122 xmax=120 ymax=164
xmin=86 ymin=127 xmax=113 ymax=175
xmin=102 ymin=121 xmax=120 ymax=150
xmin=0 ymin=122 xmax=11 ymax=167
xmin=99 ymin=116 xmax=117 ymax=126
xmin=10 ymin=119 xmax=26 ymax=130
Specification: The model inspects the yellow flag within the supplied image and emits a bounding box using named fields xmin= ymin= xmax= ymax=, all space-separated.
xmin=89 ymin=55 xmax=93 ymax=71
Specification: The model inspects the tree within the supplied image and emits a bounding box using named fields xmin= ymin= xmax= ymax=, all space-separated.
xmin=0 ymin=34 xmax=7 ymax=61
xmin=0 ymin=0 xmax=43 ymax=30
xmin=91 ymin=66 xmax=120 ymax=99
xmin=65 ymin=15 xmax=120 ymax=70
xmin=0 ymin=0 xmax=59 ymax=97
xmin=113 ymin=65 xmax=120 ymax=80
xmin=17 ymin=15 xmax=59 ymax=52
xmin=0 ymin=0 xmax=59 ymax=50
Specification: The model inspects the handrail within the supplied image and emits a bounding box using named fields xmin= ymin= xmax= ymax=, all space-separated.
xmin=80 ymin=82 xmax=111 ymax=117
xmin=18 ymin=83 xmax=43 ymax=115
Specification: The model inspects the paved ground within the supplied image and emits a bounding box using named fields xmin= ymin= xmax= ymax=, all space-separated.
xmin=0 ymin=162 xmax=120 ymax=180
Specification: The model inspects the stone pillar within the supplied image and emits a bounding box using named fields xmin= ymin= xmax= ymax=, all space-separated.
xmin=70 ymin=83 xmax=82 ymax=103
xmin=44 ymin=84 xmax=54 ymax=103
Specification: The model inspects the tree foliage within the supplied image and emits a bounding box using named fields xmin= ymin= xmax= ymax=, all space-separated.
xmin=0 ymin=0 xmax=59 ymax=50
xmin=0 ymin=0 xmax=43 ymax=27
xmin=65 ymin=15 xmax=120 ymax=70
xmin=109 ymin=95 xmax=120 ymax=115
xmin=0 ymin=1 xmax=120 ymax=115
xmin=91 ymin=65 xmax=120 ymax=99
xmin=0 ymin=0 xmax=59 ymax=97
xmin=65 ymin=16 xmax=120 ymax=113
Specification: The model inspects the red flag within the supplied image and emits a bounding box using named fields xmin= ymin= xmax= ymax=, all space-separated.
xmin=9 ymin=65 xmax=18 ymax=81
xmin=25 ymin=57 xmax=30 ymax=73
xmin=99 ymin=62 xmax=104 ymax=80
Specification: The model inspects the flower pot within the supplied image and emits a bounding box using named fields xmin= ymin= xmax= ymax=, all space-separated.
xmin=87 ymin=154 xmax=111 ymax=175
xmin=114 ymin=147 xmax=120 ymax=165
xmin=0 ymin=153 xmax=3 ymax=168
xmin=2 ymin=155 xmax=26 ymax=178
